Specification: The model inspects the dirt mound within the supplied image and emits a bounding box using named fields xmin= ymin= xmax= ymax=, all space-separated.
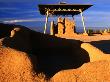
xmin=1 ymin=23 xmax=110 ymax=82
xmin=0 ymin=26 xmax=89 ymax=81
xmin=51 ymin=60 xmax=110 ymax=82
xmin=0 ymin=24 xmax=90 ymax=77
xmin=0 ymin=47 xmax=40 ymax=82
xmin=81 ymin=43 xmax=110 ymax=62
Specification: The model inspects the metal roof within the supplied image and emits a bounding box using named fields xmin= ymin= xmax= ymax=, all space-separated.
xmin=38 ymin=4 xmax=92 ymax=15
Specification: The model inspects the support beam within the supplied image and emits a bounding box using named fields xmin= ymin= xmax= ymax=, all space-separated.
xmin=50 ymin=21 xmax=54 ymax=35
xmin=44 ymin=10 xmax=49 ymax=34
xmin=79 ymin=9 xmax=87 ymax=33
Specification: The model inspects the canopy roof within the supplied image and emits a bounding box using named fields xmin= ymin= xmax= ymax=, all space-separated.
xmin=38 ymin=4 xmax=92 ymax=15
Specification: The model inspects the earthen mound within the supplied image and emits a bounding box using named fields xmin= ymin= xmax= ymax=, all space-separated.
xmin=0 ymin=24 xmax=90 ymax=77
xmin=51 ymin=60 xmax=110 ymax=82
xmin=0 ymin=47 xmax=43 ymax=82
xmin=81 ymin=43 xmax=110 ymax=62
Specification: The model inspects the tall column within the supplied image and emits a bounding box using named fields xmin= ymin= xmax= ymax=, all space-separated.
xmin=50 ymin=21 xmax=54 ymax=35
xmin=79 ymin=9 xmax=87 ymax=33
xmin=44 ymin=10 xmax=49 ymax=34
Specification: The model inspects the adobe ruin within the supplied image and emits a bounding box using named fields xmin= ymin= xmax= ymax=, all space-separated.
xmin=38 ymin=3 xmax=92 ymax=35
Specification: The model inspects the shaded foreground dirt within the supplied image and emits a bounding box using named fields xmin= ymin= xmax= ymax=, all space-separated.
xmin=51 ymin=43 xmax=110 ymax=82
xmin=1 ymin=46 xmax=110 ymax=82
xmin=91 ymin=40 xmax=110 ymax=54
xmin=0 ymin=23 xmax=90 ymax=81
xmin=1 ymin=23 xmax=110 ymax=82
xmin=0 ymin=23 xmax=90 ymax=77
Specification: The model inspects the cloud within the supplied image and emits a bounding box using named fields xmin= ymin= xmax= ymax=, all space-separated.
xmin=13 ymin=10 xmax=39 ymax=14
xmin=2 ymin=17 xmax=58 ymax=24
xmin=0 ymin=7 xmax=19 ymax=10
xmin=3 ymin=18 xmax=46 ymax=23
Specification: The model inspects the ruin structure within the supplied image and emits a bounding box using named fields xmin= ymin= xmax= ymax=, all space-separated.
xmin=38 ymin=3 xmax=92 ymax=35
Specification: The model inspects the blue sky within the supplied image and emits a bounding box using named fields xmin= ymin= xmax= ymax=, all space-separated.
xmin=0 ymin=0 xmax=110 ymax=32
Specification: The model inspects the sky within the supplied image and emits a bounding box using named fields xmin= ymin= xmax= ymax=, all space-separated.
xmin=0 ymin=0 xmax=110 ymax=32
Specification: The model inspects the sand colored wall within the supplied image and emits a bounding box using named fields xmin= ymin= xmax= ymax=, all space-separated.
xmin=57 ymin=17 xmax=64 ymax=35
xmin=64 ymin=18 xmax=75 ymax=35
xmin=56 ymin=17 xmax=76 ymax=36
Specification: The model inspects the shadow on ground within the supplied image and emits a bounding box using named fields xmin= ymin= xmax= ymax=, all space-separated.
xmin=91 ymin=40 xmax=110 ymax=54
xmin=1 ymin=23 xmax=90 ymax=78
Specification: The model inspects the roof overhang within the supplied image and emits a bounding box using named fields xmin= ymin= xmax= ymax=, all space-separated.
xmin=38 ymin=4 xmax=93 ymax=16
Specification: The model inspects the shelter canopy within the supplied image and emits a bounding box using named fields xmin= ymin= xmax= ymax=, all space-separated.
xmin=38 ymin=4 xmax=92 ymax=16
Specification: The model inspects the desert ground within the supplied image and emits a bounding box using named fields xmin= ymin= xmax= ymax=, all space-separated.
xmin=56 ymin=33 xmax=110 ymax=42
xmin=1 ymin=23 xmax=110 ymax=82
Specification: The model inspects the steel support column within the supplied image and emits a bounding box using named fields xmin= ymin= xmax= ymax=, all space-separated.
xmin=44 ymin=10 xmax=49 ymax=34
xmin=79 ymin=9 xmax=87 ymax=33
